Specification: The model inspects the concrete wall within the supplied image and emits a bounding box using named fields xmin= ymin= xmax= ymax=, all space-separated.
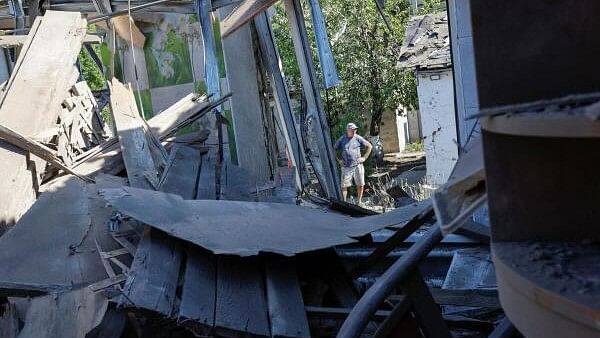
xmin=407 ymin=108 xmax=422 ymax=143
xmin=379 ymin=109 xmax=407 ymax=154
xmin=416 ymin=68 xmax=458 ymax=186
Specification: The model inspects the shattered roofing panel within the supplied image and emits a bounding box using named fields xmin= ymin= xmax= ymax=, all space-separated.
xmin=100 ymin=187 xmax=430 ymax=257
xmin=398 ymin=11 xmax=451 ymax=70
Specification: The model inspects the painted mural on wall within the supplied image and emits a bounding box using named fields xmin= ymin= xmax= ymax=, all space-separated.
xmin=142 ymin=14 xmax=196 ymax=88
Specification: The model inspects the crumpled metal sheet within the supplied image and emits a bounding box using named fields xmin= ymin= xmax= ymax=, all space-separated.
xmin=100 ymin=187 xmax=430 ymax=256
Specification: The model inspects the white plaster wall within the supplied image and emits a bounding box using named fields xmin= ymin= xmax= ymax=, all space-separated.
xmin=416 ymin=69 xmax=459 ymax=187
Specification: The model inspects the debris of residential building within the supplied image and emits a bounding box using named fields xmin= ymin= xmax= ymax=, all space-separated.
xmin=0 ymin=1 xmax=596 ymax=338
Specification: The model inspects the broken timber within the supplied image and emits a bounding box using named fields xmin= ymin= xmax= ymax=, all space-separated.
xmin=0 ymin=10 xmax=86 ymax=226
xmin=73 ymin=93 xmax=229 ymax=176
xmin=220 ymin=0 xmax=279 ymax=39
xmin=284 ymin=0 xmax=341 ymax=199
xmin=254 ymin=12 xmax=308 ymax=188
xmin=108 ymin=78 xmax=158 ymax=189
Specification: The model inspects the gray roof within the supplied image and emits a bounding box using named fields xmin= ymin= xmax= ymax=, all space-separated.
xmin=398 ymin=12 xmax=451 ymax=70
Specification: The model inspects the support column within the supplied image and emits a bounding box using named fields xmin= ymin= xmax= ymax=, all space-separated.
xmin=284 ymin=0 xmax=341 ymax=199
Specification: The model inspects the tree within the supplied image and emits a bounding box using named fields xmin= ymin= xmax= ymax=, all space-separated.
xmin=271 ymin=0 xmax=418 ymax=137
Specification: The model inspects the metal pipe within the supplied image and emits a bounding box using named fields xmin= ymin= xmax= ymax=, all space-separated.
xmin=337 ymin=225 xmax=444 ymax=338
xmin=87 ymin=0 xmax=170 ymax=23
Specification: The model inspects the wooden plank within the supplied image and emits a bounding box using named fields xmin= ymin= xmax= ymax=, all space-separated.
xmin=121 ymin=229 xmax=183 ymax=315
xmin=215 ymin=255 xmax=270 ymax=337
xmin=196 ymin=149 xmax=216 ymax=199
xmin=178 ymin=245 xmax=217 ymax=334
xmin=0 ymin=34 xmax=101 ymax=48
xmin=108 ymin=78 xmax=158 ymax=189
xmin=265 ymin=258 xmax=310 ymax=338
xmin=307 ymin=0 xmax=339 ymax=88
xmin=220 ymin=0 xmax=278 ymax=39
xmin=111 ymin=15 xmax=146 ymax=48
xmin=400 ymin=269 xmax=452 ymax=338
xmin=390 ymin=288 xmax=500 ymax=308
xmin=73 ymin=93 xmax=224 ymax=176
xmin=0 ymin=11 xmax=86 ymax=226
xmin=254 ymin=13 xmax=307 ymax=188
xmin=0 ymin=123 xmax=93 ymax=182
xmin=305 ymin=306 xmax=390 ymax=320
xmin=160 ymin=145 xmax=201 ymax=198
xmin=283 ymin=0 xmax=340 ymax=199
xmin=88 ymin=274 xmax=128 ymax=292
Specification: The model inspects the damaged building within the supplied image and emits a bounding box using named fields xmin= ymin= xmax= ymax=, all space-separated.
xmin=0 ymin=0 xmax=597 ymax=338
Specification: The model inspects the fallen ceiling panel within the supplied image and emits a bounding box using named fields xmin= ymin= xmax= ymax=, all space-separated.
xmin=100 ymin=187 xmax=430 ymax=256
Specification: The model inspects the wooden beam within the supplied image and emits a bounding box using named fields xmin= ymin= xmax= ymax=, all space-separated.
xmin=0 ymin=10 xmax=86 ymax=226
xmin=265 ymin=258 xmax=310 ymax=338
xmin=214 ymin=256 xmax=270 ymax=337
xmin=0 ymin=34 xmax=101 ymax=48
xmin=108 ymin=78 xmax=158 ymax=189
xmin=0 ymin=123 xmax=93 ymax=182
xmin=73 ymin=93 xmax=226 ymax=177
xmin=121 ymin=229 xmax=183 ymax=314
xmin=220 ymin=0 xmax=278 ymax=39
xmin=284 ymin=0 xmax=341 ymax=199
xmin=254 ymin=12 xmax=307 ymax=188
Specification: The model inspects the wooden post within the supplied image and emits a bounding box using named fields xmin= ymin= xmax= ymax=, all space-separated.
xmin=197 ymin=0 xmax=225 ymax=199
xmin=254 ymin=13 xmax=308 ymax=189
xmin=284 ymin=0 xmax=341 ymax=199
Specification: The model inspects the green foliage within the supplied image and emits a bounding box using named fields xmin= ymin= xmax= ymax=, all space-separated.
xmin=404 ymin=140 xmax=424 ymax=152
xmin=224 ymin=109 xmax=238 ymax=164
xmin=420 ymin=0 xmax=446 ymax=14
xmin=79 ymin=48 xmax=105 ymax=91
xmin=271 ymin=0 xmax=418 ymax=137
xmin=134 ymin=89 xmax=154 ymax=119
xmin=144 ymin=31 xmax=193 ymax=88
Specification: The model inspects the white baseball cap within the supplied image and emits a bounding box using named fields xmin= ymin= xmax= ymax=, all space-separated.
xmin=346 ymin=123 xmax=358 ymax=130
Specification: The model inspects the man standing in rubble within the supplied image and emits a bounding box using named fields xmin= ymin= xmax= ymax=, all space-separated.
xmin=334 ymin=123 xmax=373 ymax=204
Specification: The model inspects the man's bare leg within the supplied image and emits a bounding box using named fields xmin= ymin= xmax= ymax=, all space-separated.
xmin=357 ymin=185 xmax=364 ymax=204
xmin=342 ymin=188 xmax=348 ymax=201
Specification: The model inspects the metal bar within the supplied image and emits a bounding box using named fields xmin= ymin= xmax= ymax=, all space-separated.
xmin=88 ymin=0 xmax=170 ymax=23
xmin=307 ymin=0 xmax=339 ymax=88
xmin=337 ymin=225 xmax=444 ymax=338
